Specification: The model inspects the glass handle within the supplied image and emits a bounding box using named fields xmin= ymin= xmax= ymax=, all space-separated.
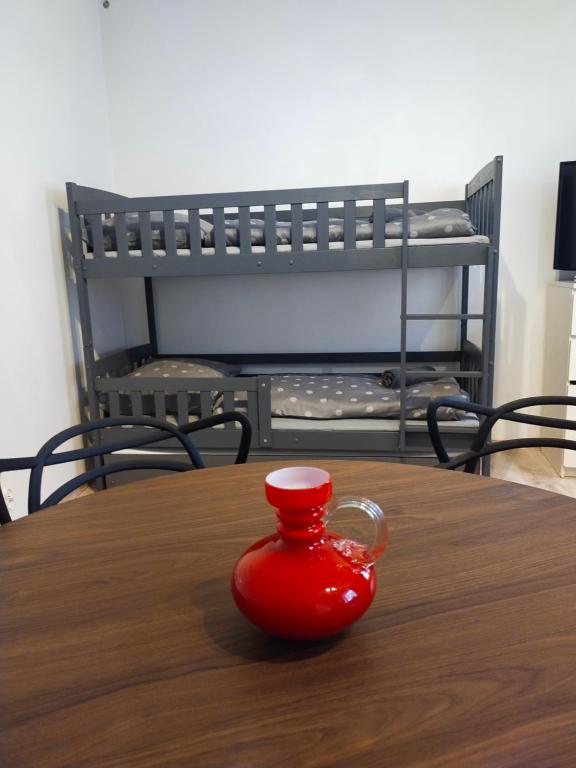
xmin=324 ymin=497 xmax=388 ymax=567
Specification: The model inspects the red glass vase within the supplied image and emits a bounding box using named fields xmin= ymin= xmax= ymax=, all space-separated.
xmin=231 ymin=467 xmax=388 ymax=640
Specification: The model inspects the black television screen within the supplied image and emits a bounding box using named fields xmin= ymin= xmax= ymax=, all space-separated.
xmin=554 ymin=161 xmax=576 ymax=270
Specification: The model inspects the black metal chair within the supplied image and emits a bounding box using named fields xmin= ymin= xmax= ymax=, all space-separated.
xmin=427 ymin=395 xmax=576 ymax=472
xmin=0 ymin=413 xmax=252 ymax=523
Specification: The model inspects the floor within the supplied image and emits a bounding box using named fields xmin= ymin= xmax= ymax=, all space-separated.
xmin=491 ymin=449 xmax=576 ymax=499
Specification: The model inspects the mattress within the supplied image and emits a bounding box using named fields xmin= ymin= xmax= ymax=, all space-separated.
xmin=92 ymin=235 xmax=489 ymax=259
xmin=271 ymin=416 xmax=477 ymax=431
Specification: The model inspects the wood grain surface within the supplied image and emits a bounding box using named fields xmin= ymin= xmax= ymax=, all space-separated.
xmin=2 ymin=460 xmax=576 ymax=768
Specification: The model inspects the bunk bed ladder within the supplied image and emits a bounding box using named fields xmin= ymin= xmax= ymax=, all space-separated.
xmin=396 ymin=181 xmax=488 ymax=454
xmin=399 ymin=178 xmax=498 ymax=468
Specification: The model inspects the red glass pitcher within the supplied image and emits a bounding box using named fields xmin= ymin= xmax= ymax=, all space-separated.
xmin=231 ymin=466 xmax=388 ymax=640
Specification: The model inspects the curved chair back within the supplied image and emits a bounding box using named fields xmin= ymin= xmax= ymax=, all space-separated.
xmin=28 ymin=416 xmax=205 ymax=513
xmin=427 ymin=396 xmax=576 ymax=472
xmin=0 ymin=412 xmax=252 ymax=522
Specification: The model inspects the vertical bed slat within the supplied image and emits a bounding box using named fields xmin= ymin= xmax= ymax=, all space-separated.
xmin=177 ymin=392 xmax=188 ymax=425
xmin=291 ymin=203 xmax=303 ymax=252
xmin=108 ymin=391 xmax=120 ymax=417
xmin=130 ymin=391 xmax=143 ymax=417
xmin=317 ymin=202 xmax=329 ymax=250
xmin=238 ymin=206 xmax=252 ymax=255
xmin=187 ymin=208 xmax=203 ymax=257
xmin=212 ymin=208 xmax=226 ymax=255
xmin=480 ymin=250 xmax=495 ymax=405
xmin=476 ymin=193 xmax=481 ymax=234
xmin=222 ymin=391 xmax=235 ymax=429
xmin=200 ymin=391 xmax=213 ymax=419
xmin=399 ymin=180 xmax=410 ymax=452
xmin=86 ymin=214 xmax=105 ymax=259
xmin=343 ymin=200 xmax=356 ymax=250
xmin=154 ymin=392 xmax=167 ymax=421
xmin=488 ymin=181 xmax=494 ymax=239
xmin=372 ymin=199 xmax=386 ymax=247
xmin=163 ymin=210 xmax=177 ymax=258
xmin=139 ymin=211 xmax=153 ymax=259
xmin=264 ymin=205 xmax=277 ymax=254
xmin=115 ymin=212 xmax=129 ymax=258
xmin=247 ymin=391 xmax=259 ymax=427
xmin=257 ymin=376 xmax=272 ymax=447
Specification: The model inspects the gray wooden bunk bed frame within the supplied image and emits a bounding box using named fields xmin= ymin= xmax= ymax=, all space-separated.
xmin=64 ymin=156 xmax=502 ymax=474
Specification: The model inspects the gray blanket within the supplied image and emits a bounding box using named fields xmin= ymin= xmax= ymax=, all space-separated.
xmin=85 ymin=208 xmax=475 ymax=251
xmin=220 ymin=209 xmax=475 ymax=246
xmin=85 ymin=212 xmax=214 ymax=251
xmin=271 ymin=374 xmax=469 ymax=420
xmin=101 ymin=358 xmax=239 ymax=416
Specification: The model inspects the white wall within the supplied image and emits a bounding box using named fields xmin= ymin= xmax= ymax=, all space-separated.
xmin=0 ymin=0 xmax=113 ymax=518
xmin=100 ymin=0 xmax=576 ymax=423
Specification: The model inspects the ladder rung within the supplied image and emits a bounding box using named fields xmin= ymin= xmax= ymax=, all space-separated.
xmin=398 ymin=370 xmax=483 ymax=378
xmin=404 ymin=314 xmax=484 ymax=320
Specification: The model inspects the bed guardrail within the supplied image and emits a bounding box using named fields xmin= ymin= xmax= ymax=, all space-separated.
xmin=72 ymin=183 xmax=403 ymax=255
xmin=465 ymin=156 xmax=503 ymax=242
xmin=94 ymin=374 xmax=262 ymax=449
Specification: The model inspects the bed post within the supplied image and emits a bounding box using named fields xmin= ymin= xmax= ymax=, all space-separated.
xmin=461 ymin=175 xmax=470 ymax=354
xmin=467 ymin=155 xmax=502 ymax=475
xmin=144 ymin=278 xmax=158 ymax=356
xmin=66 ymin=182 xmax=100 ymax=426
xmin=460 ymin=265 xmax=470 ymax=354
xmin=398 ymin=179 xmax=410 ymax=454
xmin=487 ymin=156 xmax=503 ymax=412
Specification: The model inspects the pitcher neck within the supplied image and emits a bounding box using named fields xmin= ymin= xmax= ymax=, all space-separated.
xmin=276 ymin=505 xmax=326 ymax=544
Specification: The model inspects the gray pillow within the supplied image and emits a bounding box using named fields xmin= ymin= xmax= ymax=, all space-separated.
xmin=101 ymin=358 xmax=240 ymax=417
xmin=369 ymin=207 xmax=422 ymax=223
xmin=385 ymin=208 xmax=475 ymax=239
xmin=128 ymin=358 xmax=241 ymax=379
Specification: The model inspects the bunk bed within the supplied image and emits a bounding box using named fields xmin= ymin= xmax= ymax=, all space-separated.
xmin=63 ymin=156 xmax=502 ymax=476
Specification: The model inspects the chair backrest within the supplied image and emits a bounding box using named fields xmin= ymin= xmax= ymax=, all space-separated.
xmin=0 ymin=456 xmax=36 ymax=524
xmin=427 ymin=395 xmax=576 ymax=472
xmin=28 ymin=416 xmax=205 ymax=513
xmin=0 ymin=412 xmax=252 ymax=523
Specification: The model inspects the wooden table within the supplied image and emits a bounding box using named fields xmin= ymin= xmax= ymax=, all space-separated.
xmin=2 ymin=461 xmax=576 ymax=768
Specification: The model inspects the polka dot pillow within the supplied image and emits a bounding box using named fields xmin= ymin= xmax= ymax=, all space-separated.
xmin=385 ymin=208 xmax=476 ymax=239
xmin=101 ymin=358 xmax=240 ymax=417
xmin=128 ymin=358 xmax=240 ymax=380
